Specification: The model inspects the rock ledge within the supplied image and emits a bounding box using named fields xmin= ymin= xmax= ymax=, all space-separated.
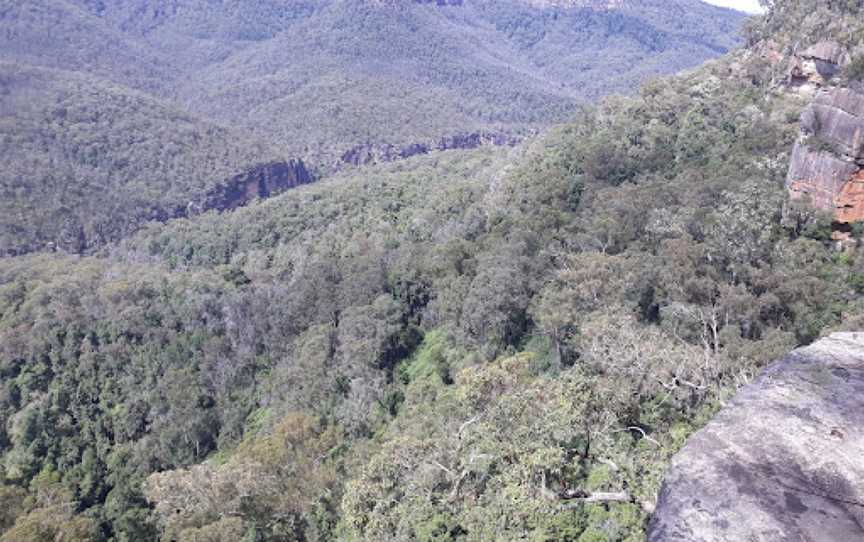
xmin=649 ymin=332 xmax=864 ymax=542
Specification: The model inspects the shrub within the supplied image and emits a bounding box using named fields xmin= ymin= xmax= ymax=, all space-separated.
xmin=845 ymin=54 xmax=864 ymax=81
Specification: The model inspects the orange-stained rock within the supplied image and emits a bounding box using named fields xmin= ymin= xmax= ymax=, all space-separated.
xmin=836 ymin=170 xmax=864 ymax=223
xmin=786 ymin=142 xmax=858 ymax=209
xmin=786 ymin=87 xmax=864 ymax=225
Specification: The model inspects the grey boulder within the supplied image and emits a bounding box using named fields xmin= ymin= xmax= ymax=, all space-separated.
xmin=648 ymin=333 xmax=864 ymax=542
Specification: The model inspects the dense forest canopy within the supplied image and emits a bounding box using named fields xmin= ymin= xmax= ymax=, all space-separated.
xmin=3 ymin=0 xmax=745 ymax=163
xmin=0 ymin=63 xmax=289 ymax=256
xmin=0 ymin=0 xmax=863 ymax=541
xmin=0 ymin=0 xmax=746 ymax=258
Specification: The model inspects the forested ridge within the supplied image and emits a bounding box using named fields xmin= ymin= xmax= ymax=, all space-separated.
xmin=0 ymin=0 xmax=744 ymax=257
xmin=1 ymin=0 xmax=864 ymax=541
xmin=8 ymin=0 xmax=743 ymax=164
xmin=0 ymin=63 xmax=296 ymax=256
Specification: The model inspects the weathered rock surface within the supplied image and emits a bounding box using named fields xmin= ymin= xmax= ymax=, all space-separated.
xmin=786 ymin=86 xmax=864 ymax=224
xmin=786 ymin=142 xmax=858 ymax=209
xmin=802 ymin=41 xmax=849 ymax=65
xmin=803 ymin=88 xmax=864 ymax=160
xmin=837 ymin=170 xmax=864 ymax=223
xmin=29 ymin=159 xmax=314 ymax=256
xmin=648 ymin=332 xmax=864 ymax=542
xmin=194 ymin=159 xmax=313 ymax=214
xmin=789 ymin=41 xmax=848 ymax=87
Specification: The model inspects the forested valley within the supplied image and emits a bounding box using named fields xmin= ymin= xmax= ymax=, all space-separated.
xmin=1 ymin=0 xmax=864 ymax=541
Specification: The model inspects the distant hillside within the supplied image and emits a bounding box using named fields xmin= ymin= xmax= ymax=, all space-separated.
xmin=0 ymin=0 xmax=174 ymax=93
xmin=0 ymin=63 xmax=309 ymax=256
xmin=174 ymin=0 xmax=745 ymax=164
xmin=0 ymin=0 xmax=746 ymax=257
xmin=4 ymin=0 xmax=746 ymax=166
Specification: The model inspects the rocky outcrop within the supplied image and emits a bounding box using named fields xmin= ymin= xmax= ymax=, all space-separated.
xmin=802 ymin=88 xmax=864 ymax=160
xmin=189 ymin=159 xmax=313 ymax=215
xmin=340 ymin=131 xmax=520 ymax=167
xmin=648 ymin=332 xmax=864 ymax=542
xmin=789 ymin=41 xmax=849 ymax=88
xmin=30 ymin=159 xmax=314 ymax=256
xmin=786 ymin=84 xmax=864 ymax=225
xmin=837 ymin=170 xmax=864 ymax=223
xmin=786 ymin=142 xmax=858 ymax=209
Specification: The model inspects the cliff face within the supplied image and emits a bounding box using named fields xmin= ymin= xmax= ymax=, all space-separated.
xmin=786 ymin=141 xmax=859 ymax=210
xmin=785 ymin=41 xmax=864 ymax=227
xmin=35 ymin=160 xmax=314 ymax=256
xmin=837 ymin=170 xmax=864 ymax=223
xmin=189 ymin=159 xmax=313 ymax=215
xmin=802 ymin=88 xmax=864 ymax=159
xmin=648 ymin=333 xmax=864 ymax=542
xmin=789 ymin=41 xmax=850 ymax=88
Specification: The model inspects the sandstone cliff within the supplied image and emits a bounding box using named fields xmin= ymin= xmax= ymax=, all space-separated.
xmin=36 ymin=159 xmax=314 ymax=256
xmin=785 ymin=41 xmax=864 ymax=227
xmin=648 ymin=332 xmax=864 ymax=542
xmin=189 ymin=159 xmax=313 ymax=215
xmin=789 ymin=41 xmax=850 ymax=88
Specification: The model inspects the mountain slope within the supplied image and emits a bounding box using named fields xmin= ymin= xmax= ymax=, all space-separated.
xmin=168 ymin=0 xmax=748 ymax=164
xmin=8 ymin=1 xmax=864 ymax=541
xmin=0 ymin=0 xmax=746 ymax=258
xmin=5 ymin=0 xmax=747 ymax=165
xmin=0 ymin=63 xmax=309 ymax=255
xmin=0 ymin=0 xmax=174 ymax=93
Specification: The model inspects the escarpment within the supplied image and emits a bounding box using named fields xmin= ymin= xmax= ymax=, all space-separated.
xmin=785 ymin=41 xmax=864 ymax=230
xmin=2 ymin=159 xmax=314 ymax=257
xmin=788 ymin=41 xmax=850 ymax=88
xmin=648 ymin=333 xmax=864 ymax=542
xmin=837 ymin=170 xmax=864 ymax=223
xmin=188 ymin=159 xmax=313 ymax=215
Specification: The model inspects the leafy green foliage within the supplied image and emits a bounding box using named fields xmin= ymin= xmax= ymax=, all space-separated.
xmin=2 ymin=38 xmax=863 ymax=538
xmin=845 ymin=53 xmax=864 ymax=81
xmin=745 ymin=0 xmax=864 ymax=51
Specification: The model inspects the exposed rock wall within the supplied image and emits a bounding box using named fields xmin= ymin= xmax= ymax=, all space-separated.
xmin=648 ymin=332 xmax=864 ymax=542
xmin=786 ymin=141 xmax=858 ymax=209
xmin=789 ymin=40 xmax=849 ymax=88
xmin=803 ymin=88 xmax=864 ymax=159
xmin=35 ymin=159 xmax=314 ymax=255
xmin=190 ymin=159 xmax=313 ymax=215
xmin=785 ymin=52 xmax=864 ymax=225
xmin=837 ymin=170 xmax=864 ymax=223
